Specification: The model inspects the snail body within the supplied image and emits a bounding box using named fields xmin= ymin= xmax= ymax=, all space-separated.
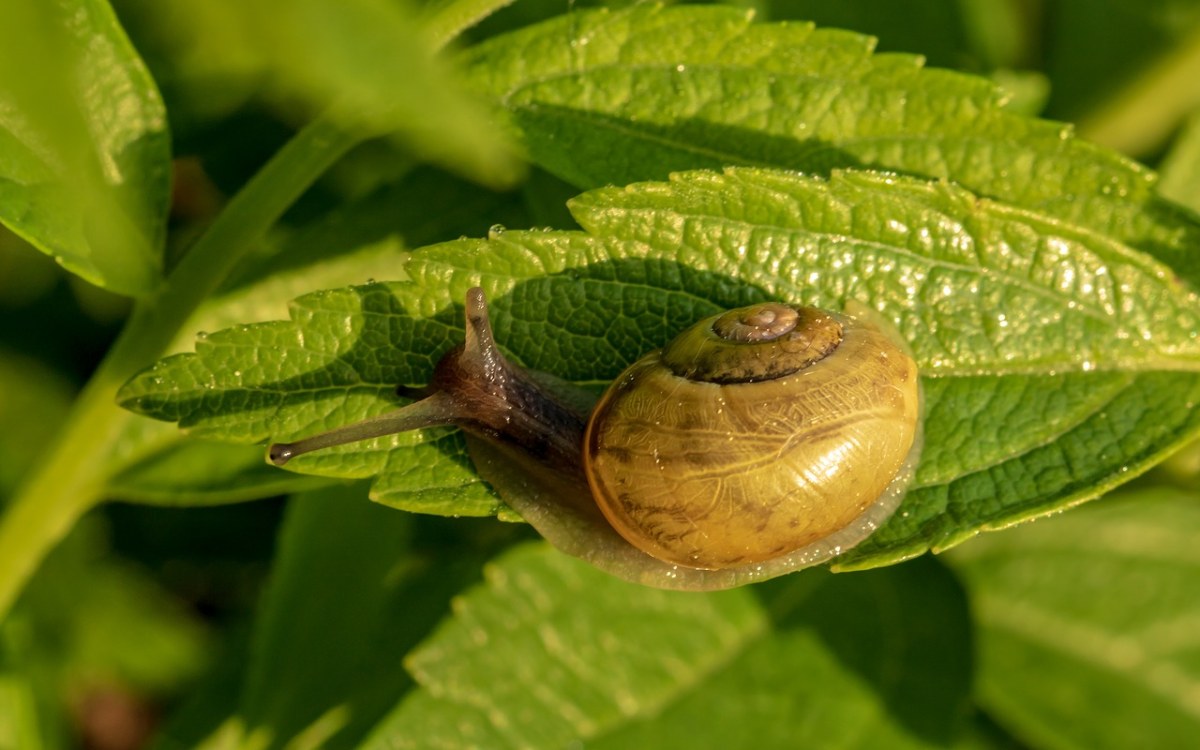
xmin=269 ymin=288 xmax=922 ymax=591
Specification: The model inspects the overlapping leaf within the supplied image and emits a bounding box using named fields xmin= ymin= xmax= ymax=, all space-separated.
xmin=104 ymin=168 xmax=533 ymax=507
xmin=149 ymin=492 xmax=969 ymax=750
xmin=947 ymin=489 xmax=1200 ymax=749
xmin=118 ymin=167 xmax=1200 ymax=567
xmin=197 ymin=0 xmax=521 ymax=187
xmin=0 ymin=0 xmax=169 ymax=295
xmin=358 ymin=545 xmax=968 ymax=749
xmin=460 ymin=4 xmax=1200 ymax=289
xmin=165 ymin=486 xmax=523 ymax=750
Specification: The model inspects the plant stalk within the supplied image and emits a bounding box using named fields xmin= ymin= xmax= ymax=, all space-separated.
xmin=0 ymin=115 xmax=362 ymax=621
xmin=0 ymin=0 xmax=510 ymax=622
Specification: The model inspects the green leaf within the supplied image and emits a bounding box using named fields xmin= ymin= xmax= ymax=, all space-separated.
xmin=117 ymin=167 xmax=1200 ymax=567
xmin=1159 ymin=110 xmax=1200 ymax=212
xmin=946 ymin=488 xmax=1200 ymax=749
xmin=105 ymin=168 xmax=533 ymax=508
xmin=590 ymin=556 xmax=972 ymax=749
xmin=359 ymin=545 xmax=969 ymax=749
xmin=235 ymin=486 xmax=423 ymax=750
xmin=106 ymin=439 xmax=333 ymax=506
xmin=989 ymin=69 xmax=1051 ymax=117
xmin=101 ymin=238 xmax=416 ymax=507
xmin=572 ymin=170 xmax=1200 ymax=373
xmin=0 ymin=0 xmax=168 ymax=296
xmin=841 ymin=369 xmax=1200 ymax=568
xmin=461 ymin=4 xmax=1200 ymax=290
xmin=10 ymin=518 xmax=210 ymax=695
xmin=2 ymin=518 xmax=208 ymax=750
xmin=126 ymin=0 xmax=520 ymax=188
xmin=153 ymin=503 xmax=966 ymax=749
xmin=261 ymin=0 xmax=520 ymax=187
xmin=164 ymin=484 xmax=518 ymax=750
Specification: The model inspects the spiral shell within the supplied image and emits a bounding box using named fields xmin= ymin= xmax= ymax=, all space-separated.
xmin=583 ymin=302 xmax=921 ymax=570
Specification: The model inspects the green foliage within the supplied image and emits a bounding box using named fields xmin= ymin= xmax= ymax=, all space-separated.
xmin=3 ymin=1 xmax=1200 ymax=748
xmin=365 ymin=550 xmax=969 ymax=750
xmin=173 ymin=0 xmax=523 ymax=187
xmin=0 ymin=0 xmax=168 ymax=296
xmin=0 ymin=355 xmax=207 ymax=750
xmin=223 ymin=486 xmax=495 ymax=749
xmin=459 ymin=4 xmax=1200 ymax=287
xmin=118 ymin=167 xmax=1200 ymax=568
xmin=948 ymin=489 xmax=1200 ymax=749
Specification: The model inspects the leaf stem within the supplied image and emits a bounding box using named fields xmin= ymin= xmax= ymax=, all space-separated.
xmin=0 ymin=114 xmax=362 ymax=621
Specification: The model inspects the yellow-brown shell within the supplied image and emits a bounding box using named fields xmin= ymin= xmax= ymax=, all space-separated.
xmin=583 ymin=302 xmax=920 ymax=571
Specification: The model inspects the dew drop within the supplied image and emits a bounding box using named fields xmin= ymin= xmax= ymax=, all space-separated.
xmin=488 ymin=224 xmax=507 ymax=239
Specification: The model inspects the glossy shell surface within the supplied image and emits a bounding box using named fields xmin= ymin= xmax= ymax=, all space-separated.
xmin=583 ymin=304 xmax=920 ymax=570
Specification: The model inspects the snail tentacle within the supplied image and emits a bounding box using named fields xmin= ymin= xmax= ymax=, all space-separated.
xmin=268 ymin=390 xmax=460 ymax=465
xmin=266 ymin=289 xmax=505 ymax=465
xmin=268 ymin=287 xmax=587 ymax=478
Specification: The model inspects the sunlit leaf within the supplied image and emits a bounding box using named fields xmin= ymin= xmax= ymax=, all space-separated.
xmin=462 ymin=4 xmax=1200 ymax=288
xmin=118 ymin=168 xmax=1200 ymax=567
xmin=0 ymin=0 xmax=168 ymax=295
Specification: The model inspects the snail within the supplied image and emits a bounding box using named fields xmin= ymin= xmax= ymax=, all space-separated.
xmin=268 ymin=287 xmax=923 ymax=591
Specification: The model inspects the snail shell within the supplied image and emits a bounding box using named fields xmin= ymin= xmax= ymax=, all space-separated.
xmin=268 ymin=288 xmax=923 ymax=591
xmin=586 ymin=303 xmax=921 ymax=571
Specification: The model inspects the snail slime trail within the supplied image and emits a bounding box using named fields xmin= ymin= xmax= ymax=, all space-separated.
xmin=267 ymin=288 xmax=923 ymax=591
